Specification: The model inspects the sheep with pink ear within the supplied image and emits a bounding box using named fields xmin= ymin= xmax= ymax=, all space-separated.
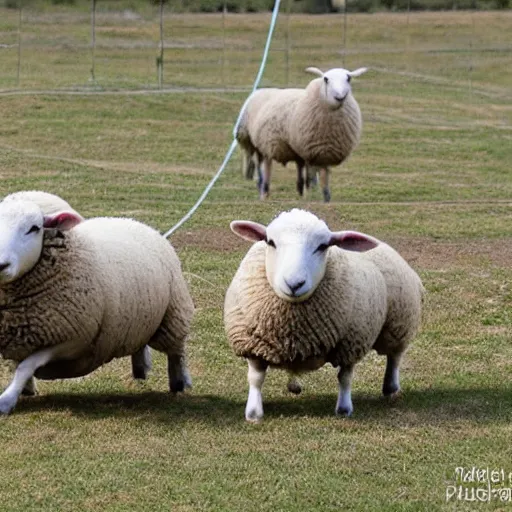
xmin=2 ymin=191 xmax=154 ymax=393
xmin=224 ymin=209 xmax=424 ymax=422
xmin=236 ymin=66 xmax=367 ymax=202
xmin=0 ymin=196 xmax=194 ymax=414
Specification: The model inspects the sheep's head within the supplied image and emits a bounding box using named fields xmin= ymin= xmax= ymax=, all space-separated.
xmin=0 ymin=199 xmax=82 ymax=285
xmin=230 ymin=209 xmax=379 ymax=303
xmin=3 ymin=190 xmax=85 ymax=221
xmin=305 ymin=66 xmax=368 ymax=110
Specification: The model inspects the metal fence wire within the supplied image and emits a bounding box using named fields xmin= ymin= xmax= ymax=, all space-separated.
xmin=1 ymin=3 xmax=511 ymax=95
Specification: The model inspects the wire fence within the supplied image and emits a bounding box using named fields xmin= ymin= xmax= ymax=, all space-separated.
xmin=1 ymin=4 xmax=511 ymax=97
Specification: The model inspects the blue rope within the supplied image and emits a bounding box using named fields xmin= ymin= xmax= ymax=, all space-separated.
xmin=164 ymin=0 xmax=282 ymax=238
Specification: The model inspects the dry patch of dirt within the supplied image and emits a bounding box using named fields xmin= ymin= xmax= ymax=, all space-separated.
xmin=172 ymin=228 xmax=247 ymax=253
xmin=388 ymin=237 xmax=512 ymax=270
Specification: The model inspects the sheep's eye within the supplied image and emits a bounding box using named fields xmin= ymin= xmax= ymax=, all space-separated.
xmin=314 ymin=243 xmax=329 ymax=254
xmin=323 ymin=76 xmax=329 ymax=84
xmin=26 ymin=225 xmax=41 ymax=235
xmin=347 ymin=75 xmax=352 ymax=83
xmin=266 ymin=239 xmax=276 ymax=248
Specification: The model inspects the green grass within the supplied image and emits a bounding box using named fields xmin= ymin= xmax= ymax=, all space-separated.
xmin=0 ymin=8 xmax=512 ymax=512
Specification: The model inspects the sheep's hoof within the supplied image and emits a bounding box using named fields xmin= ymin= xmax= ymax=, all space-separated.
xmin=245 ymin=410 xmax=263 ymax=423
xmin=335 ymin=405 xmax=353 ymax=417
xmin=287 ymin=381 xmax=302 ymax=395
xmin=323 ymin=189 xmax=331 ymax=203
xmin=0 ymin=397 xmax=17 ymax=415
xmin=259 ymin=182 xmax=269 ymax=200
xmin=132 ymin=366 xmax=149 ymax=380
xmin=170 ymin=378 xmax=185 ymax=393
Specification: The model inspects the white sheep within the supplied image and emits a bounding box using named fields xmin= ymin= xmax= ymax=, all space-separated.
xmin=1 ymin=191 xmax=153 ymax=393
xmin=224 ymin=209 xmax=424 ymax=422
xmin=236 ymin=66 xmax=367 ymax=202
xmin=0 ymin=197 xmax=194 ymax=414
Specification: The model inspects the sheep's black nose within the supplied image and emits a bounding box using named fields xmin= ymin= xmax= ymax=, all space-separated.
xmin=286 ymin=279 xmax=306 ymax=294
xmin=0 ymin=262 xmax=10 ymax=272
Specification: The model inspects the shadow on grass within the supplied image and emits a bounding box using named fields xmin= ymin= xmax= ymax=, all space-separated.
xmin=265 ymin=386 xmax=512 ymax=426
xmin=11 ymin=385 xmax=512 ymax=426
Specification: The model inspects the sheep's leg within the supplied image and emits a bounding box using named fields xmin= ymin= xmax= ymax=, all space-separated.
xmin=247 ymin=156 xmax=256 ymax=181
xmin=167 ymin=354 xmax=192 ymax=393
xmin=255 ymin=153 xmax=263 ymax=191
xmin=241 ymin=150 xmax=249 ymax=178
xmin=245 ymin=359 xmax=268 ymax=422
xmin=287 ymin=373 xmax=302 ymax=395
xmin=242 ymin=150 xmax=256 ymax=180
xmin=131 ymin=345 xmax=152 ymax=380
xmin=0 ymin=341 xmax=85 ymax=415
xmin=382 ymin=353 xmax=402 ymax=397
xmin=319 ymin=167 xmax=331 ymax=203
xmin=150 ymin=305 xmax=192 ymax=393
xmin=259 ymin=158 xmax=272 ymax=200
xmin=21 ymin=377 xmax=38 ymax=396
xmin=335 ymin=364 xmax=354 ymax=417
xmin=256 ymin=167 xmax=263 ymax=191
xmin=305 ymin=166 xmax=318 ymax=190
xmin=296 ymin=163 xmax=305 ymax=197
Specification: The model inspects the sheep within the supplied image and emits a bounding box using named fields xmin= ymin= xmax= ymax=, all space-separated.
xmin=1 ymin=191 xmax=154 ymax=387
xmin=0 ymin=197 xmax=194 ymax=414
xmin=224 ymin=209 xmax=424 ymax=422
xmin=3 ymin=190 xmax=85 ymax=222
xmin=235 ymin=66 xmax=367 ymax=202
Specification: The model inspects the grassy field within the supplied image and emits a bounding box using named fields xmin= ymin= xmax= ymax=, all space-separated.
xmin=0 ymin=9 xmax=512 ymax=512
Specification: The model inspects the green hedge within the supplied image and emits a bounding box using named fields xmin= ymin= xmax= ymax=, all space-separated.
xmin=4 ymin=0 xmax=510 ymax=13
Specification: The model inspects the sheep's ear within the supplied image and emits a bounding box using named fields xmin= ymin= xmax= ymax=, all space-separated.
xmin=43 ymin=211 xmax=83 ymax=231
xmin=230 ymin=221 xmax=267 ymax=242
xmin=348 ymin=67 xmax=368 ymax=78
xmin=305 ymin=67 xmax=324 ymax=77
xmin=329 ymin=230 xmax=379 ymax=252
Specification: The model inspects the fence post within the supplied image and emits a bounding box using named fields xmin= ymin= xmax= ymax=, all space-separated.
xmin=90 ymin=0 xmax=96 ymax=83
xmin=468 ymin=9 xmax=475 ymax=100
xmin=341 ymin=0 xmax=347 ymax=67
xmin=16 ymin=0 xmax=22 ymax=87
xmin=285 ymin=0 xmax=291 ymax=86
xmin=157 ymin=0 xmax=164 ymax=88
xmin=222 ymin=1 xmax=226 ymax=89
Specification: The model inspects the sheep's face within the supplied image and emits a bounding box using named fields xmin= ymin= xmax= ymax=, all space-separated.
xmin=305 ymin=66 xmax=368 ymax=110
xmin=231 ymin=209 xmax=380 ymax=304
xmin=0 ymin=200 xmax=45 ymax=285
xmin=264 ymin=210 xmax=332 ymax=302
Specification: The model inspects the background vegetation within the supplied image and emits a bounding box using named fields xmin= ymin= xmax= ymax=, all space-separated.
xmin=3 ymin=0 xmax=512 ymax=13
xmin=0 ymin=8 xmax=511 ymax=511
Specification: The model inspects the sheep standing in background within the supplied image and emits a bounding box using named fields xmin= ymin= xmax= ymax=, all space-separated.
xmin=236 ymin=66 xmax=367 ymax=202
xmin=224 ymin=209 xmax=424 ymax=422
xmin=0 ymin=197 xmax=194 ymax=414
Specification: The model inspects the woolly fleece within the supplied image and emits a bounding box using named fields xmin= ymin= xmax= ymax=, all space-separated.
xmin=0 ymin=217 xmax=193 ymax=379
xmin=224 ymin=241 xmax=423 ymax=371
xmin=236 ymin=79 xmax=362 ymax=169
